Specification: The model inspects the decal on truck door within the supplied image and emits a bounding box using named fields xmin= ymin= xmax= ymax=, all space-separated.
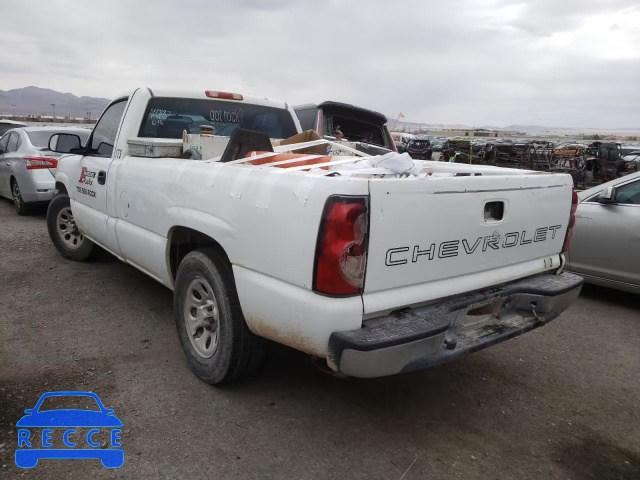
xmin=79 ymin=167 xmax=96 ymax=186
xmin=77 ymin=167 xmax=98 ymax=197
xmin=385 ymin=225 xmax=563 ymax=266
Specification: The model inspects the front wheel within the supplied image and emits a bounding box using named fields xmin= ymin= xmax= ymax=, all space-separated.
xmin=46 ymin=193 xmax=94 ymax=261
xmin=174 ymin=248 xmax=267 ymax=385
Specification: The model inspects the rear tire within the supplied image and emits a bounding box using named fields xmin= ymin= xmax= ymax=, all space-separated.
xmin=47 ymin=193 xmax=94 ymax=261
xmin=174 ymin=248 xmax=267 ymax=385
xmin=11 ymin=178 xmax=29 ymax=215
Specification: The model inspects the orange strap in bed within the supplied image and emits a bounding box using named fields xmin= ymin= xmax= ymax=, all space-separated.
xmin=246 ymin=151 xmax=330 ymax=170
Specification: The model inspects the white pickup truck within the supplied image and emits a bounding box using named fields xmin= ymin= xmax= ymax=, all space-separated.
xmin=46 ymin=87 xmax=583 ymax=384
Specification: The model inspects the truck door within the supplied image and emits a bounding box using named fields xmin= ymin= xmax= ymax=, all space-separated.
xmin=70 ymin=99 xmax=127 ymax=245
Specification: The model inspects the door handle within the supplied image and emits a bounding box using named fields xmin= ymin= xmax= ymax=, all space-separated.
xmin=5 ymin=163 xmax=9 ymax=166
xmin=97 ymin=171 xmax=107 ymax=185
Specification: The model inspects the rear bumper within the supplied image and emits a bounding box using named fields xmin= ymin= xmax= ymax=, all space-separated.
xmin=328 ymin=272 xmax=583 ymax=378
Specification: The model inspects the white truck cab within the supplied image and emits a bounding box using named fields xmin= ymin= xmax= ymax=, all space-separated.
xmin=47 ymin=88 xmax=582 ymax=384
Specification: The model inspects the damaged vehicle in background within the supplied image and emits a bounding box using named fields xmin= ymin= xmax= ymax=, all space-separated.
xmin=406 ymin=137 xmax=433 ymax=160
xmin=294 ymin=101 xmax=396 ymax=155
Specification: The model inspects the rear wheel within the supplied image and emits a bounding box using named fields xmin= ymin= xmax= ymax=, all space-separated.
xmin=174 ymin=248 xmax=267 ymax=384
xmin=46 ymin=193 xmax=94 ymax=261
xmin=11 ymin=178 xmax=29 ymax=215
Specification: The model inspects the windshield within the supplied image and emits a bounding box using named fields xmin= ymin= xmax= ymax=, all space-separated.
xmin=37 ymin=395 xmax=101 ymax=412
xmin=27 ymin=130 xmax=90 ymax=148
xmin=139 ymin=97 xmax=297 ymax=140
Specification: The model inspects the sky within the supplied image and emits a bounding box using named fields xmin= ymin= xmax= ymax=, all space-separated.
xmin=1 ymin=0 xmax=639 ymax=128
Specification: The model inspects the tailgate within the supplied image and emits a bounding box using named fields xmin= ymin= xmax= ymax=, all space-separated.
xmin=363 ymin=173 xmax=573 ymax=314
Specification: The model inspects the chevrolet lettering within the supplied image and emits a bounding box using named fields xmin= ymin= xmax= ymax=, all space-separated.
xmin=386 ymin=225 xmax=563 ymax=266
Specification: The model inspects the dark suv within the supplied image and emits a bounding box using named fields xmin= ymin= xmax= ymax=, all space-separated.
xmin=406 ymin=138 xmax=433 ymax=159
xmin=294 ymin=101 xmax=396 ymax=155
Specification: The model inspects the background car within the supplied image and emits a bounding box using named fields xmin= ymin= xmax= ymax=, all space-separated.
xmin=431 ymin=137 xmax=446 ymax=152
xmin=0 ymin=126 xmax=90 ymax=214
xmin=390 ymin=132 xmax=415 ymax=153
xmin=406 ymin=137 xmax=433 ymax=159
xmin=566 ymin=171 xmax=640 ymax=293
xmin=0 ymin=119 xmax=27 ymax=135
xmin=621 ymin=151 xmax=640 ymax=174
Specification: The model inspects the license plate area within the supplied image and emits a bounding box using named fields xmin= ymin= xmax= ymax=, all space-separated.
xmin=452 ymin=297 xmax=535 ymax=341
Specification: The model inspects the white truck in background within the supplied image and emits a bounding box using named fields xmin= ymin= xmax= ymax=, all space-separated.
xmin=46 ymin=87 xmax=583 ymax=384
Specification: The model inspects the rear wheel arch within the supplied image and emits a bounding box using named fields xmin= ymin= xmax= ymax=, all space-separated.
xmin=167 ymin=226 xmax=231 ymax=286
xmin=55 ymin=181 xmax=68 ymax=195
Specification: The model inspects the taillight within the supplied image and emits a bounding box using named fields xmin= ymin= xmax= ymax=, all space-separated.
xmin=205 ymin=91 xmax=243 ymax=101
xmin=313 ymin=196 xmax=369 ymax=296
xmin=23 ymin=157 xmax=58 ymax=170
xmin=562 ymin=189 xmax=578 ymax=252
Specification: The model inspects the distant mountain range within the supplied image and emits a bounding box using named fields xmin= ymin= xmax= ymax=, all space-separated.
xmin=1 ymin=87 xmax=637 ymax=136
xmin=0 ymin=86 xmax=110 ymax=118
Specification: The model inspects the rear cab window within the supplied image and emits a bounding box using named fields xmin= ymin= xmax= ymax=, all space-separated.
xmin=139 ymin=98 xmax=298 ymax=140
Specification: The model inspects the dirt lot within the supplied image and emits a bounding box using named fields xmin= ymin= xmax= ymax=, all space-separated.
xmin=1 ymin=198 xmax=639 ymax=479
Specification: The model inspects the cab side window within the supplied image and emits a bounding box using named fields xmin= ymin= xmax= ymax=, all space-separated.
xmin=614 ymin=180 xmax=640 ymax=205
xmin=89 ymin=100 xmax=127 ymax=157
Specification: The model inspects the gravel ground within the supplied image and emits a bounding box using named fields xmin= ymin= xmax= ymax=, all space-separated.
xmin=1 ymin=198 xmax=639 ymax=479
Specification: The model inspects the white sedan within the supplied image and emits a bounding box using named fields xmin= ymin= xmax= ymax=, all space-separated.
xmin=0 ymin=126 xmax=90 ymax=214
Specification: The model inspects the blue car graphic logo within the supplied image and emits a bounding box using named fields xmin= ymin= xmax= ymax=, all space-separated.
xmin=15 ymin=391 xmax=123 ymax=468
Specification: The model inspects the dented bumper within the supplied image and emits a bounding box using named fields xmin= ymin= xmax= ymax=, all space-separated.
xmin=328 ymin=272 xmax=583 ymax=378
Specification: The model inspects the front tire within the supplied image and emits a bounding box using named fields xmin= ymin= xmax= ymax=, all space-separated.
xmin=174 ymin=248 xmax=267 ymax=385
xmin=46 ymin=193 xmax=94 ymax=261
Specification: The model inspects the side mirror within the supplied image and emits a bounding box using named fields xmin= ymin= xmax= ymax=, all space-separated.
xmin=49 ymin=133 xmax=82 ymax=154
xmin=597 ymin=186 xmax=615 ymax=203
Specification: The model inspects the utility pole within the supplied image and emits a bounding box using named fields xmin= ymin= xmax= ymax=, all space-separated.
xmin=87 ymin=111 xmax=91 ymax=120
xmin=12 ymin=104 xmax=16 ymax=117
xmin=51 ymin=103 xmax=56 ymax=119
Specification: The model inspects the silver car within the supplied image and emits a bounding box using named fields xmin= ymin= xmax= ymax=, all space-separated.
xmin=566 ymin=171 xmax=640 ymax=293
xmin=0 ymin=126 xmax=90 ymax=214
